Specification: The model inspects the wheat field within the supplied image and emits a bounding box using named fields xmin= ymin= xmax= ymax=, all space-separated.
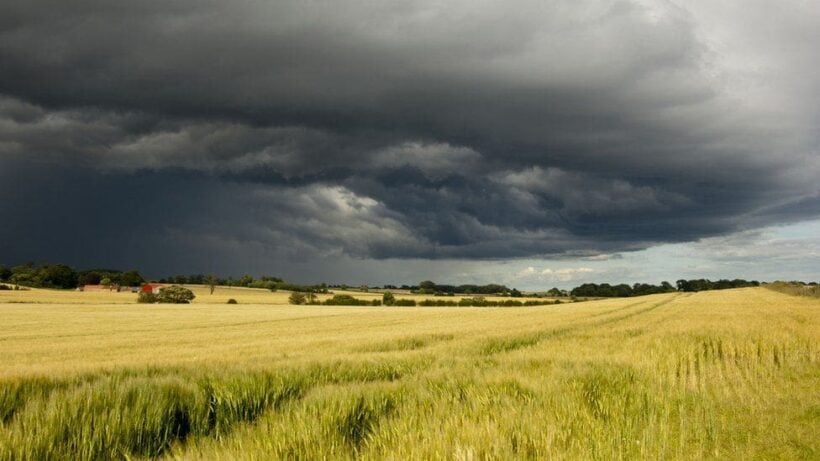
xmin=0 ymin=287 xmax=818 ymax=459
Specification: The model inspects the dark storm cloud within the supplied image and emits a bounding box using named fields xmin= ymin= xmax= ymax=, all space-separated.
xmin=1 ymin=0 xmax=818 ymax=269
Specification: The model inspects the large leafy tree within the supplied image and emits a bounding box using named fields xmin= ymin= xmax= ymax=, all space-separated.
xmin=156 ymin=286 xmax=196 ymax=304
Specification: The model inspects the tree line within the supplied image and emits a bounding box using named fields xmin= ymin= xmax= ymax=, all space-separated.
xmin=674 ymin=279 xmax=760 ymax=292
xmin=158 ymin=274 xmax=282 ymax=289
xmin=157 ymin=274 xmax=329 ymax=293
xmin=411 ymin=281 xmax=515 ymax=295
xmin=569 ymin=279 xmax=760 ymax=297
xmin=0 ymin=264 xmax=330 ymax=293
xmin=287 ymin=292 xmax=566 ymax=307
xmin=0 ymin=263 xmax=144 ymax=290
xmin=0 ymin=263 xmax=774 ymax=298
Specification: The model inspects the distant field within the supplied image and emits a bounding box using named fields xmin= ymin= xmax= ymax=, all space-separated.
xmin=0 ymin=288 xmax=817 ymax=459
xmin=0 ymin=284 xmax=560 ymax=305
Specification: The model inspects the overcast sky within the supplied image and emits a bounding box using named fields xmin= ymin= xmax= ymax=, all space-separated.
xmin=1 ymin=0 xmax=818 ymax=288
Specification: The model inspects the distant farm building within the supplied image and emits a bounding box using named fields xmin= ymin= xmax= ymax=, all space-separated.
xmin=141 ymin=283 xmax=165 ymax=294
xmin=81 ymin=285 xmax=112 ymax=292
xmin=82 ymin=284 xmax=139 ymax=293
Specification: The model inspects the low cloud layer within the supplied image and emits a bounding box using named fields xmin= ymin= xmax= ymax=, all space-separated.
xmin=1 ymin=1 xmax=819 ymax=278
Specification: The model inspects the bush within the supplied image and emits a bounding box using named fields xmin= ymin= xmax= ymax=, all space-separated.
xmin=157 ymin=286 xmax=195 ymax=304
xmin=426 ymin=299 xmax=458 ymax=307
xmin=0 ymin=284 xmax=11 ymax=290
xmin=155 ymin=286 xmax=196 ymax=304
xmin=499 ymin=300 xmax=524 ymax=307
xmin=323 ymin=295 xmax=370 ymax=306
xmin=382 ymin=292 xmax=396 ymax=306
xmin=226 ymin=298 xmax=238 ymax=304
xmin=393 ymin=299 xmax=416 ymax=307
xmin=137 ymin=292 xmax=157 ymax=303
xmin=289 ymin=292 xmax=307 ymax=305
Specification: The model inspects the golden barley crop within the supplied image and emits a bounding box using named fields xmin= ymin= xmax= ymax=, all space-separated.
xmin=0 ymin=287 xmax=817 ymax=459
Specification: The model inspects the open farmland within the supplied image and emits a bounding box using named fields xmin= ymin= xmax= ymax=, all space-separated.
xmin=0 ymin=284 xmax=562 ymax=306
xmin=0 ymin=287 xmax=818 ymax=459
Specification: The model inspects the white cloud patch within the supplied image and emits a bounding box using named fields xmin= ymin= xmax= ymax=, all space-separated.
xmin=583 ymin=253 xmax=623 ymax=261
xmin=515 ymin=266 xmax=596 ymax=282
xmin=248 ymin=184 xmax=428 ymax=258
xmin=369 ymin=142 xmax=481 ymax=177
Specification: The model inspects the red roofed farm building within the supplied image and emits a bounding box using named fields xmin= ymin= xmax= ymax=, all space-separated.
xmin=141 ymin=283 xmax=165 ymax=294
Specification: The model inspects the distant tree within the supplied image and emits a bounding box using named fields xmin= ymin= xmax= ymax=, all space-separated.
xmin=547 ymin=287 xmax=564 ymax=297
xmin=306 ymin=292 xmax=319 ymax=304
xmin=206 ymin=274 xmax=216 ymax=295
xmin=9 ymin=272 xmax=32 ymax=288
xmin=0 ymin=266 xmax=11 ymax=282
xmin=119 ymin=270 xmax=144 ymax=287
xmin=612 ymin=284 xmax=632 ymax=297
xmin=419 ymin=280 xmax=436 ymax=293
xmin=78 ymin=271 xmax=100 ymax=286
xmin=382 ymin=291 xmax=396 ymax=306
xmin=10 ymin=263 xmax=35 ymax=285
xmin=35 ymin=264 xmax=78 ymax=289
xmin=289 ymin=292 xmax=307 ymax=305
xmin=674 ymin=278 xmax=757 ymax=292
xmin=509 ymin=288 xmax=523 ymax=297
xmin=238 ymin=275 xmax=254 ymax=287
xmin=156 ymin=285 xmax=196 ymax=304
xmin=100 ymin=277 xmax=112 ymax=290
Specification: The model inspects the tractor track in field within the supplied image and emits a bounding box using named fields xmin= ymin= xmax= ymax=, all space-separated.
xmin=478 ymin=294 xmax=682 ymax=354
xmin=585 ymin=299 xmax=652 ymax=318
xmin=586 ymin=294 xmax=681 ymax=328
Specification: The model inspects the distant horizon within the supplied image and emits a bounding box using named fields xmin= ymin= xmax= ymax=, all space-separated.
xmin=3 ymin=217 xmax=818 ymax=290
xmin=3 ymin=259 xmax=809 ymax=293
